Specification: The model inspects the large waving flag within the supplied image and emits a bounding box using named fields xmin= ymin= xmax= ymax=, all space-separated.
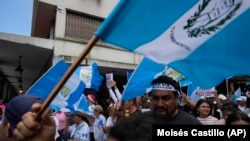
xmin=26 ymin=59 xmax=88 ymax=113
xmin=75 ymin=61 xmax=104 ymax=92
xmin=96 ymin=0 xmax=250 ymax=89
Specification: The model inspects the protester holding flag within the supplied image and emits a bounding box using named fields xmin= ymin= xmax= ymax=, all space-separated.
xmin=143 ymin=75 xmax=201 ymax=125
xmin=111 ymin=80 xmax=122 ymax=103
xmin=0 ymin=94 xmax=56 ymax=141
xmin=178 ymin=92 xmax=196 ymax=115
xmin=180 ymin=92 xmax=196 ymax=109
xmin=107 ymin=80 xmax=122 ymax=104
xmin=105 ymin=79 xmax=124 ymax=120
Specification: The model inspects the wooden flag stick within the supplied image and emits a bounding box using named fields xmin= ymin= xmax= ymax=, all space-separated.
xmin=35 ymin=35 xmax=99 ymax=121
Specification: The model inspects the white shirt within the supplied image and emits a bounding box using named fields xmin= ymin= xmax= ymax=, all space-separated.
xmin=197 ymin=115 xmax=218 ymax=125
xmin=93 ymin=114 xmax=106 ymax=141
xmin=70 ymin=122 xmax=90 ymax=141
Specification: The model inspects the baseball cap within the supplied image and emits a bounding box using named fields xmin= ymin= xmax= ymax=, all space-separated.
xmin=93 ymin=105 xmax=104 ymax=113
xmin=4 ymin=94 xmax=44 ymax=131
xmin=87 ymin=94 xmax=96 ymax=103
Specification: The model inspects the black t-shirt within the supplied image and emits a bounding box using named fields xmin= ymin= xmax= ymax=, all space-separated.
xmin=142 ymin=110 xmax=202 ymax=125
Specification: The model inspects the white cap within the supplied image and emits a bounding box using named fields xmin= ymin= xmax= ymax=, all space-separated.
xmin=218 ymin=94 xmax=227 ymax=100
xmin=236 ymin=96 xmax=247 ymax=102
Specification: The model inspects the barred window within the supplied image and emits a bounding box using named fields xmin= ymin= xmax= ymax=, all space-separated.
xmin=65 ymin=10 xmax=103 ymax=40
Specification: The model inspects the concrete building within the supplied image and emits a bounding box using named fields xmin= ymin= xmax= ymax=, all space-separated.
xmin=0 ymin=0 xmax=142 ymax=100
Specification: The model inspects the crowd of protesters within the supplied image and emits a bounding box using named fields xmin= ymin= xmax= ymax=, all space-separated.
xmin=1 ymin=75 xmax=250 ymax=141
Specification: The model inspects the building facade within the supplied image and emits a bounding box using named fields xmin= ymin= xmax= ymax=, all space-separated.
xmin=0 ymin=0 xmax=142 ymax=100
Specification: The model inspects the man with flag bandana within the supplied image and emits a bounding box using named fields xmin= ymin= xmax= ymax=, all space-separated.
xmin=143 ymin=75 xmax=201 ymax=125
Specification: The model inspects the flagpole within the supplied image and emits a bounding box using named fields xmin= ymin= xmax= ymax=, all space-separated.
xmin=35 ymin=35 xmax=99 ymax=121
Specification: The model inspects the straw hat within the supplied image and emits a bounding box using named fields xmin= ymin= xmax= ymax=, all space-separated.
xmin=75 ymin=110 xmax=95 ymax=126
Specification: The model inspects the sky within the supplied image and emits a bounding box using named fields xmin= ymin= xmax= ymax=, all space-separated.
xmin=0 ymin=0 xmax=33 ymax=36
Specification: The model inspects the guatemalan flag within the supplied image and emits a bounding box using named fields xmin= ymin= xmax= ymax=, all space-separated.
xmin=26 ymin=59 xmax=88 ymax=113
xmin=122 ymin=57 xmax=188 ymax=101
xmin=75 ymin=61 xmax=104 ymax=92
xmin=96 ymin=0 xmax=250 ymax=89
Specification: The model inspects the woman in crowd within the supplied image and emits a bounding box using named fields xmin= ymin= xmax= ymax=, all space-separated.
xmin=68 ymin=110 xmax=94 ymax=141
xmin=193 ymin=99 xmax=218 ymax=125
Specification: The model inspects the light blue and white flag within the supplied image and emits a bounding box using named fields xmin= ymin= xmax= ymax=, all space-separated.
xmin=122 ymin=57 xmax=166 ymax=102
xmin=234 ymin=87 xmax=242 ymax=98
xmin=96 ymin=0 xmax=250 ymax=89
xmin=73 ymin=94 xmax=90 ymax=113
xmin=122 ymin=57 xmax=189 ymax=101
xmin=75 ymin=61 xmax=104 ymax=92
xmin=26 ymin=59 xmax=87 ymax=113
xmin=187 ymin=83 xmax=200 ymax=104
xmin=233 ymin=87 xmax=242 ymax=102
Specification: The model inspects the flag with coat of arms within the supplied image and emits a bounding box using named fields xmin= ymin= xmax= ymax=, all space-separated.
xmin=95 ymin=0 xmax=250 ymax=89
xmin=26 ymin=59 xmax=88 ymax=113
xmin=75 ymin=61 xmax=104 ymax=92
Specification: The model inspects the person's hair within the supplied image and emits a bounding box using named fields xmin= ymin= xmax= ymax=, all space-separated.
xmin=79 ymin=115 xmax=89 ymax=125
xmin=220 ymin=101 xmax=239 ymax=112
xmin=150 ymin=75 xmax=180 ymax=98
xmin=75 ymin=113 xmax=90 ymax=125
xmin=226 ymin=111 xmax=250 ymax=125
xmin=193 ymin=99 xmax=213 ymax=117
xmin=108 ymin=114 xmax=155 ymax=141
